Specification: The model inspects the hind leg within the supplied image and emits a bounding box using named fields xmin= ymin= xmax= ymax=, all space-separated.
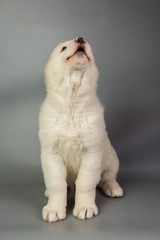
xmin=99 ymin=146 xmax=123 ymax=197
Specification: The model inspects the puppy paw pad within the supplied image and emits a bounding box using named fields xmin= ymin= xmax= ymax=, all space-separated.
xmin=103 ymin=182 xmax=123 ymax=198
xmin=73 ymin=205 xmax=98 ymax=220
xmin=42 ymin=205 xmax=66 ymax=222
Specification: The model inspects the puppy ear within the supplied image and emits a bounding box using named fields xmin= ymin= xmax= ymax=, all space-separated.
xmin=44 ymin=58 xmax=64 ymax=90
xmin=44 ymin=51 xmax=56 ymax=85
xmin=44 ymin=63 xmax=49 ymax=85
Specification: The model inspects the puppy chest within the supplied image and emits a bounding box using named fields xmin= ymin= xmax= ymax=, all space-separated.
xmin=53 ymin=114 xmax=99 ymax=152
xmin=54 ymin=136 xmax=85 ymax=174
xmin=53 ymin=117 xmax=87 ymax=165
xmin=56 ymin=114 xmax=85 ymax=138
xmin=54 ymin=125 xmax=86 ymax=158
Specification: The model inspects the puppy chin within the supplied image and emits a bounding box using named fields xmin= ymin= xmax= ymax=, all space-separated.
xmin=67 ymin=54 xmax=89 ymax=71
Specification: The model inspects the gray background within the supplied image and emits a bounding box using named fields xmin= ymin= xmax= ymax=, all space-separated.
xmin=0 ymin=0 xmax=160 ymax=239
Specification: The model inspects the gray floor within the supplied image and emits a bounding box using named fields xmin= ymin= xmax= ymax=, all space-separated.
xmin=1 ymin=173 xmax=160 ymax=240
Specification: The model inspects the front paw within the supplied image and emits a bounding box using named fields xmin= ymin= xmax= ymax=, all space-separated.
xmin=42 ymin=205 xmax=66 ymax=222
xmin=73 ymin=203 xmax=98 ymax=220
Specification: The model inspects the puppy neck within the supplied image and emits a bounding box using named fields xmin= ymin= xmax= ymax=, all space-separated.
xmin=46 ymin=67 xmax=97 ymax=110
xmin=69 ymin=70 xmax=84 ymax=91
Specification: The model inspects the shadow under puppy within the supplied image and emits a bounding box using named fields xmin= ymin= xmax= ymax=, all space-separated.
xmin=39 ymin=37 xmax=123 ymax=222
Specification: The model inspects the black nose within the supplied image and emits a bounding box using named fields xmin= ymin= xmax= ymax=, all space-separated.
xmin=75 ymin=37 xmax=86 ymax=44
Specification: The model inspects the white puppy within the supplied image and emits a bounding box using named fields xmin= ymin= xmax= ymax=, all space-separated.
xmin=39 ymin=37 xmax=123 ymax=222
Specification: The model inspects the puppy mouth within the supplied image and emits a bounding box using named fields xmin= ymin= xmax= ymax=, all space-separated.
xmin=76 ymin=46 xmax=85 ymax=53
xmin=67 ymin=45 xmax=90 ymax=61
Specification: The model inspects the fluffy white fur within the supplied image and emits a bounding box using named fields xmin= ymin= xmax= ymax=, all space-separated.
xmin=39 ymin=37 xmax=123 ymax=222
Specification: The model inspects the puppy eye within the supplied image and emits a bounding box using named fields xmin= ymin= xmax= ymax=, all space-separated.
xmin=61 ymin=46 xmax=67 ymax=52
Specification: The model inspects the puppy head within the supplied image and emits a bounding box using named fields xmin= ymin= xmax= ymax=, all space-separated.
xmin=45 ymin=37 xmax=98 ymax=87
